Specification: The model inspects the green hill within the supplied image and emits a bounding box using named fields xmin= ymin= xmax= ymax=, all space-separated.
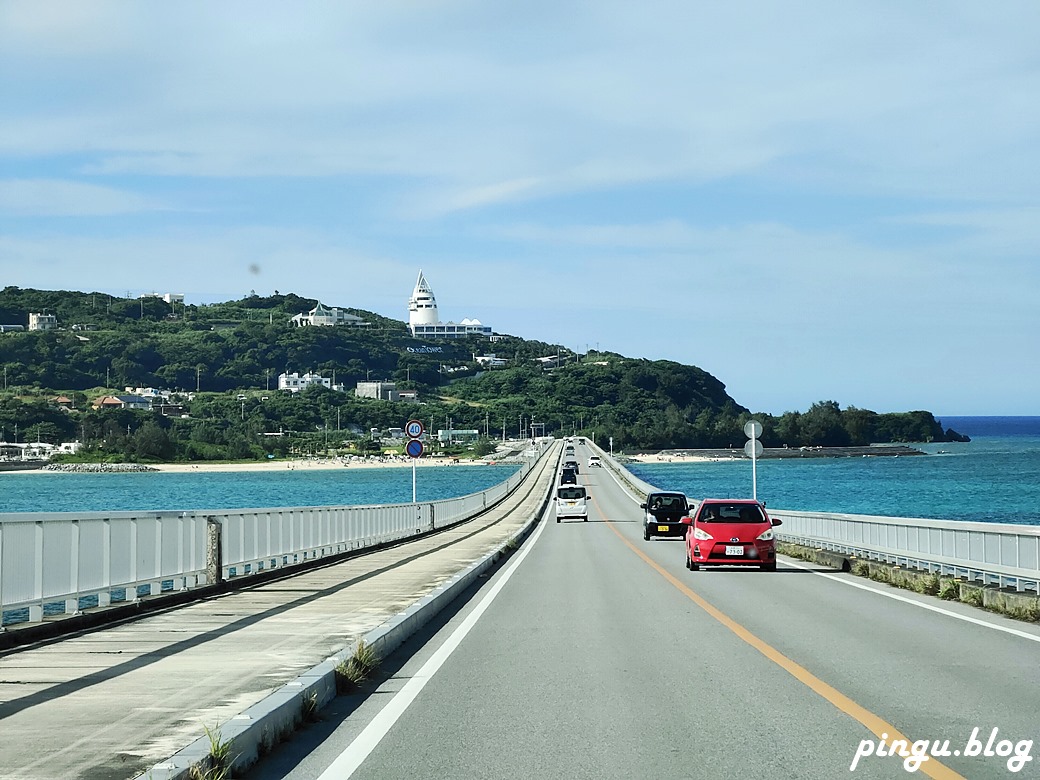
xmin=0 ymin=286 xmax=964 ymax=461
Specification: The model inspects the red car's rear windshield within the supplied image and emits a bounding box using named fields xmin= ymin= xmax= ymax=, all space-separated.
xmin=699 ymin=504 xmax=764 ymax=523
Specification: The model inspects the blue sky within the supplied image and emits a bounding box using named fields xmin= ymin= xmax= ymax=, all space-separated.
xmin=2 ymin=2 xmax=1038 ymax=416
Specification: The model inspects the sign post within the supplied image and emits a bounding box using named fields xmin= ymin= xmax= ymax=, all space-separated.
xmin=405 ymin=419 xmax=425 ymax=503
xmin=743 ymin=420 xmax=763 ymax=501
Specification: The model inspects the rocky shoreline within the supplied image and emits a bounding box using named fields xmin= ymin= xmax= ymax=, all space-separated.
xmin=41 ymin=463 xmax=159 ymax=473
xmin=626 ymin=445 xmax=926 ymax=463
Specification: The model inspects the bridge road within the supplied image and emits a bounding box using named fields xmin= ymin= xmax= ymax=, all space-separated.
xmin=0 ymin=444 xmax=558 ymax=780
xmin=252 ymin=441 xmax=1040 ymax=780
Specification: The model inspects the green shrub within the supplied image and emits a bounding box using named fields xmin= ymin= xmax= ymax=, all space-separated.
xmin=915 ymin=573 xmax=941 ymax=596
xmin=960 ymin=585 xmax=985 ymax=607
xmin=937 ymin=578 xmax=960 ymax=600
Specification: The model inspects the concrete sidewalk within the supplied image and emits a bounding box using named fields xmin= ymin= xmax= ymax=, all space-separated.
xmin=0 ymin=446 xmax=558 ymax=780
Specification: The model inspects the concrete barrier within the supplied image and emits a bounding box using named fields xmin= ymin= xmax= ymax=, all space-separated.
xmin=133 ymin=453 xmax=557 ymax=780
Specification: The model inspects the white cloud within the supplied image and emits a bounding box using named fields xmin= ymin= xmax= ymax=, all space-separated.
xmin=2 ymin=1 xmax=1038 ymax=204
xmin=2 ymin=1 xmax=1039 ymax=413
xmin=0 ymin=179 xmax=164 ymax=216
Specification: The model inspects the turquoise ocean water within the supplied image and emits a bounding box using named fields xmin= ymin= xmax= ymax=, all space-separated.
xmin=1 ymin=418 xmax=1038 ymax=525
xmin=0 ymin=463 xmax=520 ymax=514
xmin=627 ymin=416 xmax=1040 ymax=526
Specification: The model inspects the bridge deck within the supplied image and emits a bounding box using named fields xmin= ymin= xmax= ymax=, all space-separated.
xmin=0 ymin=448 xmax=556 ymax=780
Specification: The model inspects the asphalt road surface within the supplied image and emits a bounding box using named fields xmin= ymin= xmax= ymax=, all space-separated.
xmin=248 ymin=442 xmax=1040 ymax=780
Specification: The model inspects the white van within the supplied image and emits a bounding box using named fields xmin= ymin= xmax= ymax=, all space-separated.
xmin=555 ymin=485 xmax=589 ymax=522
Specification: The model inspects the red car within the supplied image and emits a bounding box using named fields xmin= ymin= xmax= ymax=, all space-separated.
xmin=681 ymin=499 xmax=781 ymax=571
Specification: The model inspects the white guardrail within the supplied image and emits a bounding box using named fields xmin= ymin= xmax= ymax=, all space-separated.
xmin=0 ymin=446 xmax=549 ymax=629
xmin=771 ymin=510 xmax=1040 ymax=594
xmin=602 ymin=447 xmax=1040 ymax=596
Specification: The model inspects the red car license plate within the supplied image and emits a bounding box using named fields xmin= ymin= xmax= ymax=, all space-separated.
xmin=725 ymin=545 xmax=744 ymax=556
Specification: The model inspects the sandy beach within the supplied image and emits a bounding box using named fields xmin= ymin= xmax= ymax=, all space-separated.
xmin=0 ymin=455 xmax=515 ymax=475
xmin=148 ymin=456 xmax=505 ymax=473
xmin=625 ymin=453 xmax=727 ymax=465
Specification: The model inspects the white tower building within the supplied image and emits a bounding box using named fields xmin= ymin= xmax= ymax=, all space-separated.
xmin=407 ymin=269 xmax=493 ymax=338
xmin=408 ymin=270 xmax=439 ymax=328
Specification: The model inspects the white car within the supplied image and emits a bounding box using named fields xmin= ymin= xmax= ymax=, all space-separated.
xmin=588 ymin=455 xmax=602 ymax=468
xmin=555 ymin=485 xmax=588 ymax=522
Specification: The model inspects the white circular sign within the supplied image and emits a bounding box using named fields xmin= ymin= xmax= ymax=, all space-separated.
xmin=744 ymin=420 xmax=763 ymax=439
xmin=405 ymin=419 xmax=424 ymax=438
xmin=744 ymin=439 xmax=764 ymax=458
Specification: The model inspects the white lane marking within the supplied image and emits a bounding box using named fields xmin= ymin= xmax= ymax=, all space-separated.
xmin=782 ymin=558 xmax=1040 ymax=644
xmin=316 ymin=512 xmax=550 ymax=779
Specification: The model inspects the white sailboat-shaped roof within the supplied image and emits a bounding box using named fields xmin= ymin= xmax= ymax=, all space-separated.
xmin=408 ymin=269 xmax=439 ymax=327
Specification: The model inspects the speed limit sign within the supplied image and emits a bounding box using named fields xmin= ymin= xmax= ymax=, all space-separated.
xmin=405 ymin=419 xmax=424 ymax=439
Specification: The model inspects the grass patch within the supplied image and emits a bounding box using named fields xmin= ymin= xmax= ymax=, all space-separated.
xmin=960 ymin=585 xmax=985 ymax=607
xmin=1004 ymin=601 xmax=1040 ymax=622
xmin=938 ymin=578 xmax=960 ymax=600
xmin=302 ymin=690 xmax=321 ymax=723
xmin=189 ymin=724 xmax=235 ymax=780
xmin=912 ymin=573 xmax=941 ymax=596
xmin=336 ymin=639 xmax=381 ymax=693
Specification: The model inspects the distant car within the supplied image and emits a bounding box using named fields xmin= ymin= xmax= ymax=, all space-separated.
xmin=563 ymin=458 xmax=579 ymax=474
xmin=587 ymin=455 xmax=601 ymax=468
xmin=555 ymin=484 xmax=588 ymax=522
xmin=682 ymin=499 xmax=780 ymax=571
xmin=560 ymin=467 xmax=578 ymax=485
xmin=640 ymin=491 xmax=690 ymax=540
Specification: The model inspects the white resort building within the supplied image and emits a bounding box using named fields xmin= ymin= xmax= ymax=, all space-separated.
xmin=278 ymin=371 xmax=336 ymax=393
xmin=407 ymin=270 xmax=492 ymax=339
xmin=289 ymin=302 xmax=367 ymax=328
xmin=28 ymin=312 xmax=58 ymax=331
xmin=355 ymin=381 xmax=399 ymax=401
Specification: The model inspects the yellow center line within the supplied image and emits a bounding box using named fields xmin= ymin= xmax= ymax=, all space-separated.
xmin=592 ymin=495 xmax=964 ymax=780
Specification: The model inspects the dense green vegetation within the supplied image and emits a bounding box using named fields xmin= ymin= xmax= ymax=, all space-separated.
xmin=0 ymin=286 xmax=965 ymax=461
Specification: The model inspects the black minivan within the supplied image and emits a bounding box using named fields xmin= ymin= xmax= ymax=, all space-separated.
xmin=640 ymin=492 xmax=690 ymax=540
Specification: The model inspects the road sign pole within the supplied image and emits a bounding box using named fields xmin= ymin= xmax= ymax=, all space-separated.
xmin=752 ymin=445 xmax=757 ymax=502
xmin=405 ymin=419 xmax=425 ymax=503
xmin=743 ymin=420 xmax=764 ymax=502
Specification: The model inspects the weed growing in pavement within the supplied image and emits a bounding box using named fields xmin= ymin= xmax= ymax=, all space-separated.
xmin=302 ymin=690 xmax=321 ymax=723
xmin=335 ymin=639 xmax=381 ymax=693
xmin=937 ymin=578 xmax=961 ymax=600
xmin=189 ymin=723 xmax=235 ymax=780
